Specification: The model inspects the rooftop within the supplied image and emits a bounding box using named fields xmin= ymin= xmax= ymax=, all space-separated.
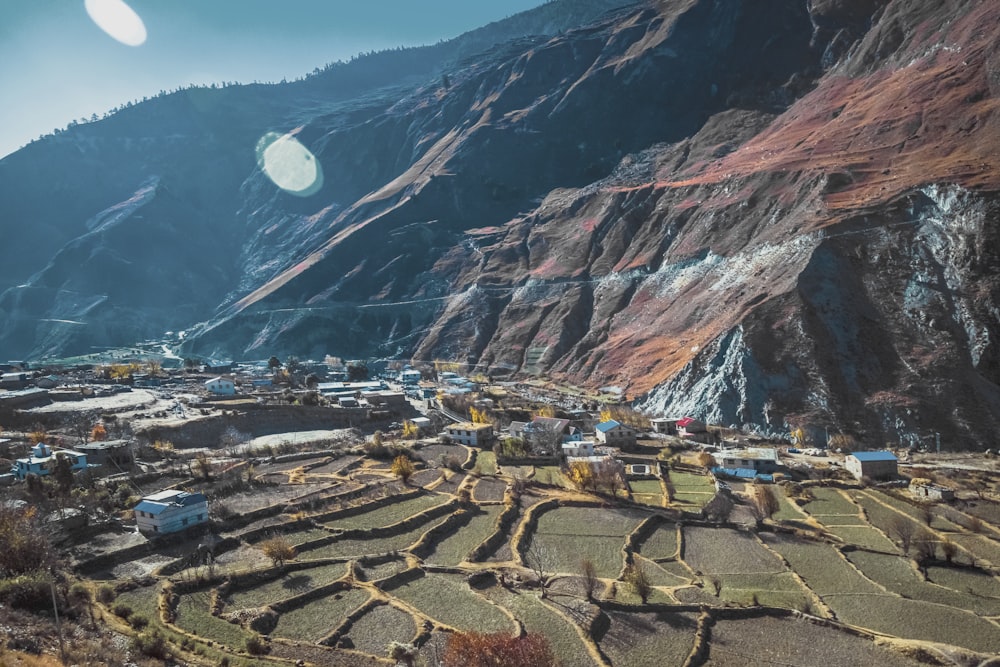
xmin=851 ymin=451 xmax=898 ymax=462
xmin=595 ymin=420 xmax=621 ymax=432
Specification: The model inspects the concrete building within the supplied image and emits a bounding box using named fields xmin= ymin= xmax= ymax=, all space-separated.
xmin=75 ymin=439 xmax=133 ymax=468
xmin=444 ymin=422 xmax=494 ymax=447
xmin=595 ymin=420 xmax=637 ymax=449
xmin=561 ymin=441 xmax=596 ymax=458
xmin=845 ymin=451 xmax=898 ymax=481
xmin=909 ymin=480 xmax=955 ymax=502
xmin=134 ymin=490 xmax=209 ymax=535
xmin=205 ymin=377 xmax=236 ymax=395
xmin=12 ymin=443 xmax=88 ymax=480
xmin=651 ymin=417 xmax=680 ymax=435
xmin=715 ymin=447 xmax=780 ymax=473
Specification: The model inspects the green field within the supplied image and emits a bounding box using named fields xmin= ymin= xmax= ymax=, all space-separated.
xmin=802 ymin=488 xmax=859 ymax=517
xmin=528 ymin=533 xmax=626 ymax=578
xmin=175 ymin=590 xmax=252 ymax=649
xmin=306 ymin=515 xmax=451 ymax=559
xmin=387 ymin=573 xmax=515 ymax=634
xmin=761 ymin=533 xmax=880 ymax=596
xmin=424 ymin=506 xmax=502 ymax=566
xmin=474 ymin=451 xmax=497 ymax=475
xmin=533 ymin=466 xmax=568 ymax=487
xmin=597 ymin=610 xmax=699 ymax=667
xmin=324 ymin=494 xmax=447 ymax=530
xmin=272 ymin=588 xmax=371 ymax=642
xmin=535 ymin=506 xmax=647 ymax=537
xmin=629 ymin=480 xmax=663 ymax=495
xmin=684 ymin=527 xmax=785 ymax=575
xmin=225 ymin=563 xmax=349 ymax=609
xmin=825 ymin=525 xmax=897 ymax=551
xmin=636 ymin=523 xmax=678 ymax=560
xmin=712 ymin=571 xmax=812 ymax=609
xmin=343 ymin=604 xmax=417 ymax=655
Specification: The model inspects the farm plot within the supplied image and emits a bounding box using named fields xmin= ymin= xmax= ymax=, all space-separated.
xmin=635 ymin=523 xmax=678 ymax=560
xmin=668 ymin=471 xmax=715 ymax=507
xmin=927 ymin=565 xmax=1000 ymax=599
xmin=761 ymin=533 xmax=880 ymax=596
xmin=846 ymin=550 xmax=1000 ymax=615
xmin=342 ymin=604 xmax=417 ymax=655
xmin=629 ymin=480 xmax=664 ymax=506
xmin=473 ymin=477 xmax=507 ymax=502
xmin=825 ymin=525 xmax=897 ymax=551
xmin=358 ymin=557 xmax=409 ymax=582
xmin=424 ymin=505 xmax=502 ymax=566
xmin=536 ymin=506 xmax=648 ymax=537
xmin=633 ymin=555 xmax=691 ymax=587
xmin=712 ymin=572 xmax=812 ymax=609
xmin=305 ymin=515 xmax=452 ymax=559
xmin=219 ymin=484 xmax=330 ymax=514
xmin=324 ymin=494 xmax=447 ymax=530
xmin=597 ymin=610 xmax=699 ymax=667
xmin=415 ymin=444 xmax=468 ymax=468
xmin=474 ymin=450 xmax=496 ymax=475
xmin=801 ymin=488 xmax=859 ymax=518
xmin=409 ymin=468 xmax=443 ymax=488
xmin=483 ymin=586 xmax=599 ymax=667
xmin=949 ymin=532 xmax=1000 ymax=566
xmin=772 ymin=494 xmax=807 ymax=523
xmin=272 ymin=588 xmax=371 ymax=643
xmin=683 ymin=527 xmax=786 ymax=575
xmin=225 ymin=563 xmax=349 ymax=609
xmin=533 ymin=466 xmax=568 ymax=487
xmin=705 ymin=615 xmax=925 ymax=667
xmin=865 ymin=490 xmax=962 ymax=532
xmin=175 ymin=590 xmax=253 ymax=649
xmin=386 ymin=572 xmax=515 ymax=634
xmin=304 ymin=455 xmax=362 ymax=475
xmin=827 ymin=594 xmax=1000 ymax=654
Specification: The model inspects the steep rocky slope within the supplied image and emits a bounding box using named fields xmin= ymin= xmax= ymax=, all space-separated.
xmin=2 ymin=0 xmax=998 ymax=447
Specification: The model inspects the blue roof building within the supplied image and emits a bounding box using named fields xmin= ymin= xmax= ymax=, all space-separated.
xmin=845 ymin=450 xmax=898 ymax=481
xmin=135 ymin=490 xmax=208 ymax=535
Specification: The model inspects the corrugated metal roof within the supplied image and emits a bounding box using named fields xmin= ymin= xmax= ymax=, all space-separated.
xmin=851 ymin=451 xmax=897 ymax=462
xmin=134 ymin=500 xmax=170 ymax=515
xmin=595 ymin=420 xmax=620 ymax=432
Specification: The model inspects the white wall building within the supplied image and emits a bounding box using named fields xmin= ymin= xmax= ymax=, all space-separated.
xmin=134 ymin=490 xmax=209 ymax=535
xmin=205 ymin=377 xmax=236 ymax=395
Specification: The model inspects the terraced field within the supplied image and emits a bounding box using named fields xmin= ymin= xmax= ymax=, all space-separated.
xmin=85 ymin=454 xmax=1000 ymax=667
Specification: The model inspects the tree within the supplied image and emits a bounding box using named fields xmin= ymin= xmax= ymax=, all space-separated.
xmin=623 ymin=562 xmax=652 ymax=604
xmin=443 ymin=632 xmax=556 ymax=667
xmin=402 ymin=420 xmax=420 ymax=439
xmin=888 ymin=515 xmax=917 ymax=554
xmin=940 ymin=537 xmax=958 ymax=564
xmin=581 ymin=558 xmax=599 ymax=601
xmin=53 ymin=453 xmax=75 ymax=494
xmin=267 ymin=356 xmax=282 ymax=371
xmin=194 ymin=452 xmax=212 ymax=480
xmin=391 ymin=455 xmax=415 ymax=484
xmin=523 ymin=539 xmax=553 ymax=597
xmin=469 ymin=406 xmax=491 ymax=424
xmin=696 ymin=451 xmax=715 ymax=468
xmin=748 ymin=484 xmax=780 ymax=527
xmin=260 ymin=536 xmax=295 ymax=567
xmin=91 ymin=422 xmax=107 ymax=442
xmin=568 ymin=461 xmax=596 ymax=492
xmin=0 ymin=504 xmax=52 ymax=577
xmin=285 ymin=356 xmax=301 ymax=374
xmin=595 ymin=459 xmax=624 ymax=497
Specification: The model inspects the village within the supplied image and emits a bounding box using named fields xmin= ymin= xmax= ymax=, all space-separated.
xmin=1 ymin=356 xmax=1000 ymax=666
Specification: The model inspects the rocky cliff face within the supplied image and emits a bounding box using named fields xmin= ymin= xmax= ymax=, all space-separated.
xmin=2 ymin=0 xmax=999 ymax=448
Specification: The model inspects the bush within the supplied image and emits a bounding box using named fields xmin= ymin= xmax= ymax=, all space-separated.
xmin=112 ymin=602 xmax=133 ymax=619
xmin=133 ymin=630 xmax=168 ymax=659
xmin=96 ymin=584 xmax=116 ymax=603
xmin=0 ymin=571 xmax=51 ymax=611
xmin=128 ymin=613 xmax=150 ymax=630
xmin=246 ymin=632 xmax=268 ymax=655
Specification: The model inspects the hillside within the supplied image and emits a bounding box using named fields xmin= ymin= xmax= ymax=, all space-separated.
xmin=2 ymin=0 xmax=1000 ymax=447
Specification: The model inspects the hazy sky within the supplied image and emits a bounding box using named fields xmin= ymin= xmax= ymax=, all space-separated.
xmin=0 ymin=0 xmax=546 ymax=159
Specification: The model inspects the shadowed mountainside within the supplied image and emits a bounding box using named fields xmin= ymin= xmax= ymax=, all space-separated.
xmin=2 ymin=0 xmax=999 ymax=447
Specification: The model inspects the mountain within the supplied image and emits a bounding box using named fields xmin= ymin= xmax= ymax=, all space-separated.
xmin=2 ymin=0 xmax=999 ymax=448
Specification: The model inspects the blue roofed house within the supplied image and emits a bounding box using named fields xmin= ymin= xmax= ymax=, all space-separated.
xmin=595 ymin=420 xmax=637 ymax=450
xmin=845 ymin=451 xmax=898 ymax=481
xmin=135 ymin=490 xmax=209 ymax=535
xmin=12 ymin=443 xmax=88 ymax=480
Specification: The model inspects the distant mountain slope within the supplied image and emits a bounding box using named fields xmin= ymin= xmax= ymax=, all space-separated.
xmin=2 ymin=0 xmax=999 ymax=448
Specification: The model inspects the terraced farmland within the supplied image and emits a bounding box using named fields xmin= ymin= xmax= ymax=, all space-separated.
xmin=81 ymin=446 xmax=1000 ymax=667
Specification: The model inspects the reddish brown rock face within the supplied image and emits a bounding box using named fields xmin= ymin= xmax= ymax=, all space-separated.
xmin=3 ymin=0 xmax=999 ymax=447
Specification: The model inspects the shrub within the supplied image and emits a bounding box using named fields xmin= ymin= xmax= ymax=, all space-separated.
xmin=391 ymin=455 xmax=416 ymax=484
xmin=112 ymin=602 xmax=133 ymax=619
xmin=128 ymin=613 xmax=150 ymax=630
xmin=245 ymin=632 xmax=267 ymax=655
xmin=96 ymin=584 xmax=116 ymax=603
xmin=133 ymin=630 xmax=168 ymax=659
xmin=260 ymin=536 xmax=295 ymax=567
xmin=443 ymin=631 xmax=555 ymax=667
xmin=0 ymin=571 xmax=51 ymax=611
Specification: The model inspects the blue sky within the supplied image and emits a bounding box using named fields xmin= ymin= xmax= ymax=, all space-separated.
xmin=0 ymin=0 xmax=546 ymax=159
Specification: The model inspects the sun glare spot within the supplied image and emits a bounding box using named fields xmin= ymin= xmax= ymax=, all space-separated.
xmin=256 ymin=132 xmax=323 ymax=196
xmin=84 ymin=0 xmax=147 ymax=47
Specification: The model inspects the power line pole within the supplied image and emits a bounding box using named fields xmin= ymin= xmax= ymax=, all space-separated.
xmin=50 ymin=574 xmax=66 ymax=664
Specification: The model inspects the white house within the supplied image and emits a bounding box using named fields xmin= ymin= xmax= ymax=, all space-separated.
xmin=205 ymin=377 xmax=236 ymax=395
xmin=12 ymin=443 xmax=88 ymax=480
xmin=561 ymin=441 xmax=596 ymax=458
xmin=444 ymin=422 xmax=494 ymax=447
xmin=134 ymin=490 xmax=209 ymax=535
xmin=715 ymin=447 xmax=780 ymax=473
xmin=595 ymin=420 xmax=637 ymax=449
xmin=845 ymin=451 xmax=898 ymax=481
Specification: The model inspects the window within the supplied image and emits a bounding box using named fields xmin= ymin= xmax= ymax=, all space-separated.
xmin=153 ymin=526 xmax=159 ymax=532
xmin=182 ymin=517 xmax=188 ymax=525
xmin=198 ymin=514 xmax=204 ymax=521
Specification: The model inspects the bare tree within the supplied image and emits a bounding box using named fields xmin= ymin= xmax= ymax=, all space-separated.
xmin=581 ymin=558 xmax=599 ymax=601
xmin=623 ymin=563 xmax=652 ymax=604
xmin=523 ymin=539 xmax=553 ymax=598
xmin=747 ymin=484 xmax=780 ymax=528
xmin=887 ymin=515 xmax=917 ymax=554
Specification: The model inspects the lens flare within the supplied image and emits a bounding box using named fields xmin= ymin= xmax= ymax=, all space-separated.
xmin=255 ymin=132 xmax=323 ymax=196
xmin=84 ymin=0 xmax=147 ymax=47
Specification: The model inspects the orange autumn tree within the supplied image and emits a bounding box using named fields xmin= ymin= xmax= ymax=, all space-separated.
xmin=91 ymin=423 xmax=108 ymax=441
xmin=443 ymin=631 xmax=557 ymax=667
